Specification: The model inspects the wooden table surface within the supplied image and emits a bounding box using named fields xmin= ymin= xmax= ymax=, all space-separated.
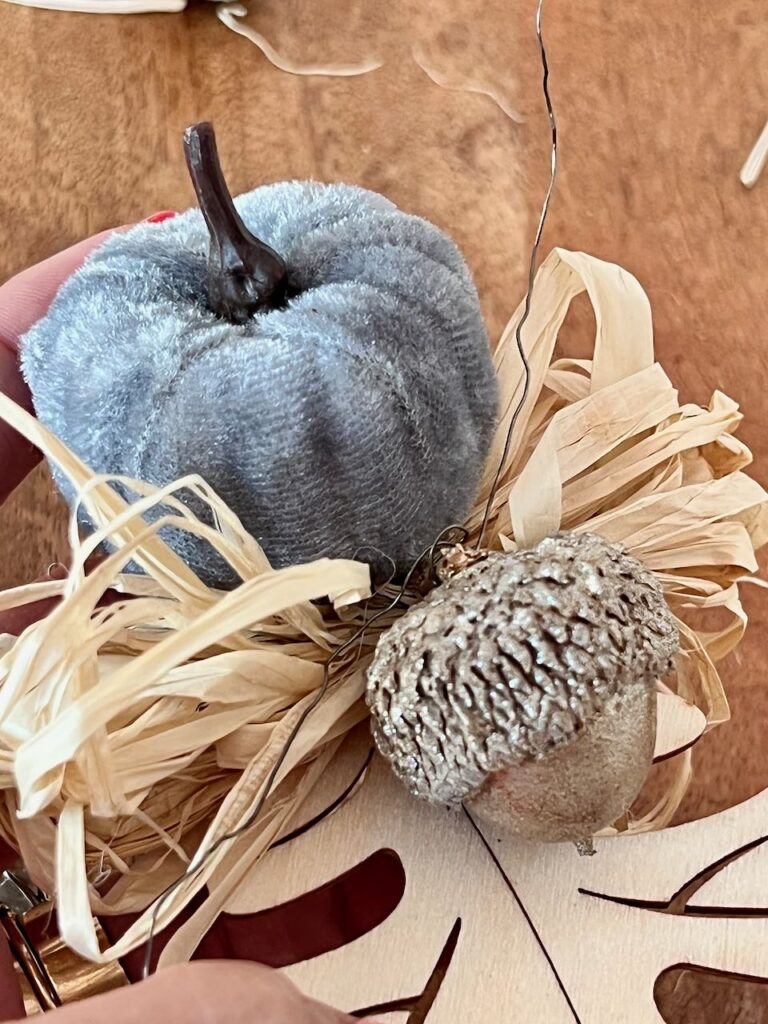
xmin=0 ymin=1 xmax=766 ymax=1020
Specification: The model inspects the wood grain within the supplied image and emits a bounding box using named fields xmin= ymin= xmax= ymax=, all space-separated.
xmin=0 ymin=1 xmax=765 ymax=1020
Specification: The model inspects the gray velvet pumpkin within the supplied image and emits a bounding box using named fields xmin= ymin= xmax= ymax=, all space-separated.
xmin=21 ymin=132 xmax=497 ymax=588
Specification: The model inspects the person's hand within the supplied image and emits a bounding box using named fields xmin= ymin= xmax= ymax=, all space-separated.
xmin=9 ymin=961 xmax=377 ymax=1023
xmin=0 ymin=215 xmax=175 ymax=633
xmin=0 ymin=230 xmax=119 ymax=504
xmin=0 ymin=231 xmax=122 ymax=634
xmin=0 ymin=212 xmax=176 ymax=505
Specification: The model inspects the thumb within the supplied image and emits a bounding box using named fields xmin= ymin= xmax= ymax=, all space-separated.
xmin=26 ymin=961 xmax=359 ymax=1024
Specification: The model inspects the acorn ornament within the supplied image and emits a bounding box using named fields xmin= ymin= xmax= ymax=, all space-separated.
xmin=366 ymin=532 xmax=680 ymax=842
xmin=21 ymin=122 xmax=497 ymax=588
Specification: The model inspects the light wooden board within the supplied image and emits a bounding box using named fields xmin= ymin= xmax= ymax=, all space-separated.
xmin=207 ymin=730 xmax=768 ymax=1022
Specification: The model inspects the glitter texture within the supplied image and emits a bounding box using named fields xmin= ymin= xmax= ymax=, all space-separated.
xmin=366 ymin=532 xmax=679 ymax=806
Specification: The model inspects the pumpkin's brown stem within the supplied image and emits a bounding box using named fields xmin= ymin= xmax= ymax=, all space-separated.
xmin=183 ymin=121 xmax=288 ymax=324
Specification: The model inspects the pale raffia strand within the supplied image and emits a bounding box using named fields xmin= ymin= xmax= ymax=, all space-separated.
xmin=0 ymin=247 xmax=765 ymax=965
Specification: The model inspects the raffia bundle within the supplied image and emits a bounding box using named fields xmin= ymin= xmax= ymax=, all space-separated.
xmin=0 ymin=247 xmax=764 ymax=965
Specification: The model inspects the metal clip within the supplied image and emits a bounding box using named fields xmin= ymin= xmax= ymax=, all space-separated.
xmin=0 ymin=869 xmax=128 ymax=1015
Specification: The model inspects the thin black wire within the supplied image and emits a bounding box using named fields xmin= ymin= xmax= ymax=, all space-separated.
xmin=140 ymin=525 xmax=463 ymax=978
xmin=477 ymin=0 xmax=558 ymax=549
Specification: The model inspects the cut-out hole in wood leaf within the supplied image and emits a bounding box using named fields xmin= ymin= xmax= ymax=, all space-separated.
xmin=655 ymin=964 xmax=768 ymax=1024
xmin=652 ymin=693 xmax=706 ymax=763
xmin=579 ymin=835 xmax=768 ymax=917
xmin=193 ymin=848 xmax=406 ymax=968
xmin=107 ymin=847 xmax=405 ymax=981
xmin=350 ymin=918 xmax=461 ymax=1022
xmin=273 ymin=747 xmax=374 ymax=850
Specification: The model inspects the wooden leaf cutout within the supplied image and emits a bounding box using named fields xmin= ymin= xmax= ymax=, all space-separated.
xmin=478 ymin=790 xmax=768 ymax=1021
xmin=107 ymin=847 xmax=406 ymax=981
xmin=215 ymin=729 xmax=768 ymax=1022
xmin=221 ymin=730 xmax=573 ymax=1021
xmin=579 ymin=835 xmax=768 ymax=917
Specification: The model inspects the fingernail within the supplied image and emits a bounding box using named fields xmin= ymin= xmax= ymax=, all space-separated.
xmin=145 ymin=210 xmax=178 ymax=224
xmin=45 ymin=562 xmax=68 ymax=580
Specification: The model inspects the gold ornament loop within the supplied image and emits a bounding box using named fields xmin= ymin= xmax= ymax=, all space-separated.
xmin=435 ymin=544 xmax=490 ymax=583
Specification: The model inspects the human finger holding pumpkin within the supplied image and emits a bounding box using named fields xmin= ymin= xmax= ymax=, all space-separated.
xmin=0 ymin=228 xmax=120 ymax=506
